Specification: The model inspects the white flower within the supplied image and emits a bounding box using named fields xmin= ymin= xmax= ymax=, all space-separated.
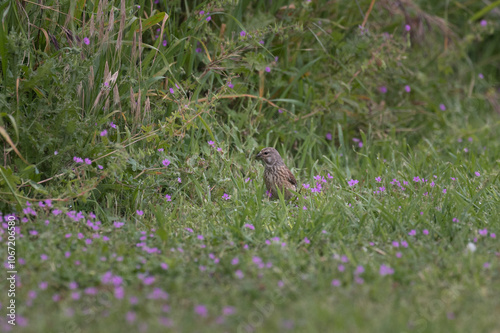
xmin=466 ymin=242 xmax=476 ymax=253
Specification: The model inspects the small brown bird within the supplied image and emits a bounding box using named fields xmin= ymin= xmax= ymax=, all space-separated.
xmin=256 ymin=147 xmax=297 ymax=200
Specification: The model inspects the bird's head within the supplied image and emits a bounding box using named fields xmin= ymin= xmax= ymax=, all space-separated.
xmin=256 ymin=147 xmax=284 ymax=167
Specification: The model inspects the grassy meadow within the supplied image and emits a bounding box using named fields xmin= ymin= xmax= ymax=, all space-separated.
xmin=0 ymin=0 xmax=499 ymax=332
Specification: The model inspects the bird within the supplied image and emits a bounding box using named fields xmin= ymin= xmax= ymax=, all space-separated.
xmin=256 ymin=147 xmax=297 ymax=200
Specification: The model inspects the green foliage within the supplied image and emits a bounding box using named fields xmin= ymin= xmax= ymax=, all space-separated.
xmin=0 ymin=1 xmax=499 ymax=330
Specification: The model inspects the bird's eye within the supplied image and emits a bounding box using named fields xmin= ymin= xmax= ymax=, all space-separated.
xmin=264 ymin=152 xmax=268 ymax=155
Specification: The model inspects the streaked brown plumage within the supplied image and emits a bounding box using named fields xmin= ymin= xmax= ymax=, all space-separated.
xmin=256 ymin=147 xmax=297 ymax=200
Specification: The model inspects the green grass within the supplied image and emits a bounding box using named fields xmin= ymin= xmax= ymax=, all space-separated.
xmin=0 ymin=0 xmax=499 ymax=332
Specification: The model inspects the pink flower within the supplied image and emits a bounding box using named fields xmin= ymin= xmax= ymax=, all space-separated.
xmin=379 ymin=264 xmax=394 ymax=276
xmin=162 ymin=159 xmax=170 ymax=167
xmin=194 ymin=305 xmax=208 ymax=317
xmin=244 ymin=223 xmax=255 ymax=230
xmin=83 ymin=37 xmax=90 ymax=45
xmin=404 ymin=85 xmax=411 ymax=93
xmin=348 ymin=179 xmax=359 ymax=187
xmin=240 ymin=31 xmax=246 ymax=37
xmin=265 ymin=66 xmax=271 ymax=73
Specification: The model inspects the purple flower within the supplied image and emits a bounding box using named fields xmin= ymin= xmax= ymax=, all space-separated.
xmin=439 ymin=104 xmax=446 ymax=111
xmin=244 ymin=223 xmax=255 ymax=230
xmin=126 ymin=311 xmax=136 ymax=323
xmin=478 ymin=73 xmax=484 ymax=79
xmin=194 ymin=305 xmax=208 ymax=317
xmin=326 ymin=132 xmax=332 ymax=141
xmin=331 ymin=279 xmax=340 ymax=287
xmin=169 ymin=88 xmax=175 ymax=94
xmin=240 ymin=31 xmax=246 ymax=37
xmin=83 ymin=37 xmax=90 ymax=45
xmin=475 ymin=171 xmax=480 ymax=177
xmin=265 ymin=66 xmax=271 ymax=73
xmin=222 ymin=193 xmax=231 ymax=200
xmin=375 ymin=177 xmax=382 ymax=182
xmin=304 ymin=237 xmax=310 ymax=244
xmin=114 ymin=221 xmax=124 ymax=228
xmin=227 ymin=82 xmax=234 ymax=88
xmin=379 ymin=264 xmax=394 ymax=276
xmin=278 ymin=109 xmax=283 ymax=113
xmin=355 ymin=265 xmax=364 ymax=275
xmin=478 ymin=228 xmax=488 ymax=236
xmin=379 ymin=86 xmax=387 ymax=93
xmin=196 ymin=47 xmax=202 ymax=53
xmin=162 ymin=159 xmax=170 ymax=167
xmin=423 ymin=229 xmax=429 ymax=235
xmin=100 ymin=129 xmax=108 ymax=136
xmin=206 ymin=16 xmax=211 ymax=22
xmin=348 ymin=179 xmax=359 ymax=187
xmin=404 ymin=85 xmax=411 ymax=93
xmin=223 ymin=306 xmax=236 ymax=316
xmin=405 ymin=25 xmax=411 ymax=31
xmin=480 ymin=20 xmax=487 ymax=27
xmin=85 ymin=158 xmax=92 ymax=165
xmin=162 ymin=40 xmax=167 ymax=47
xmin=165 ymin=194 xmax=172 ymax=201
xmin=136 ymin=210 xmax=144 ymax=216
xmin=443 ymin=189 xmax=447 ymax=194
xmin=408 ymin=229 xmax=416 ymax=236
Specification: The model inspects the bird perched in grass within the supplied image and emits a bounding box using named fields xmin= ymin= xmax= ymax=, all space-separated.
xmin=256 ymin=147 xmax=297 ymax=200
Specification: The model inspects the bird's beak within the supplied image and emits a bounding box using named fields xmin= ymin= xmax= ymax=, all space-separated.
xmin=256 ymin=152 xmax=262 ymax=159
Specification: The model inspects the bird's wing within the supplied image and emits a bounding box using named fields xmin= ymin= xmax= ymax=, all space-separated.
xmin=287 ymin=168 xmax=297 ymax=187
